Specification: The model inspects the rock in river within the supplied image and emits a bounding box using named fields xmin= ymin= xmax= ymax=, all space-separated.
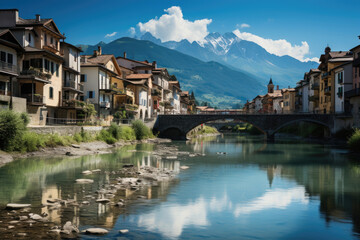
xmin=63 ymin=221 xmax=79 ymax=233
xmin=180 ymin=166 xmax=190 ymax=170
xmin=83 ymin=228 xmax=109 ymax=235
xmin=6 ymin=203 xmax=31 ymax=209
xmin=75 ymin=179 xmax=94 ymax=184
xmin=82 ymin=170 xmax=92 ymax=175
xmin=119 ymin=229 xmax=129 ymax=234
xmin=96 ymin=199 xmax=110 ymax=203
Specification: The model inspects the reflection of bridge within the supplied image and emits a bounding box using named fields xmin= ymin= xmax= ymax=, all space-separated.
xmin=153 ymin=114 xmax=352 ymax=140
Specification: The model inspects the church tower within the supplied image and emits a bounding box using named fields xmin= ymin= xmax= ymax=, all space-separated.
xmin=267 ymin=77 xmax=274 ymax=93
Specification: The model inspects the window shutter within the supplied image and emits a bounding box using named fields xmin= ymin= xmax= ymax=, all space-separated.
xmin=84 ymin=74 xmax=87 ymax=82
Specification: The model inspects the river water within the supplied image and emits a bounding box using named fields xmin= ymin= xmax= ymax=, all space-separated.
xmin=0 ymin=134 xmax=360 ymax=239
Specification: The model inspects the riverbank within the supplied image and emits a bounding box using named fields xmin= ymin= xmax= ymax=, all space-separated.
xmin=0 ymin=138 xmax=171 ymax=167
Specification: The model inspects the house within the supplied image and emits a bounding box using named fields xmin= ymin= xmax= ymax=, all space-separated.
xmin=169 ymin=79 xmax=181 ymax=114
xmin=180 ymin=91 xmax=190 ymax=114
xmin=308 ymin=69 xmax=321 ymax=113
xmin=80 ymin=47 xmax=123 ymax=122
xmin=295 ymin=78 xmax=310 ymax=113
xmin=0 ymin=28 xmax=26 ymax=113
xmin=345 ymin=44 xmax=360 ymax=127
xmin=58 ymin=41 xmax=83 ymax=122
xmin=333 ymin=62 xmax=353 ymax=113
xmin=254 ymin=95 xmax=264 ymax=113
xmin=125 ymin=73 xmax=153 ymax=120
xmin=0 ymin=9 xmax=66 ymax=125
xmin=281 ymin=88 xmax=296 ymax=113
xmin=152 ymin=67 xmax=171 ymax=114
xmin=318 ymin=46 xmax=353 ymax=113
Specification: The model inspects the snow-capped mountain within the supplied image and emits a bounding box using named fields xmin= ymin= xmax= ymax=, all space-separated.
xmin=140 ymin=32 xmax=318 ymax=88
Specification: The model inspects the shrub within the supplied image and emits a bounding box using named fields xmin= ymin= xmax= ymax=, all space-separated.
xmin=118 ymin=126 xmax=136 ymax=140
xmin=18 ymin=131 xmax=45 ymax=152
xmin=348 ymin=129 xmax=360 ymax=152
xmin=246 ymin=124 xmax=263 ymax=135
xmin=108 ymin=123 xmax=122 ymax=140
xmin=0 ymin=110 xmax=26 ymax=151
xmin=44 ymin=134 xmax=70 ymax=147
xmin=20 ymin=112 xmax=30 ymax=127
xmin=73 ymin=133 xmax=83 ymax=142
xmin=132 ymin=120 xmax=153 ymax=140
xmin=97 ymin=129 xmax=117 ymax=144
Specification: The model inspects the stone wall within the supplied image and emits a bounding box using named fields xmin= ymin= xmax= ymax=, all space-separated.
xmin=29 ymin=125 xmax=105 ymax=136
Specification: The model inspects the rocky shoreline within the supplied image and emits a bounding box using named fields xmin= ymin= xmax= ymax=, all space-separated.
xmin=0 ymin=162 xmax=183 ymax=239
xmin=0 ymin=138 xmax=171 ymax=168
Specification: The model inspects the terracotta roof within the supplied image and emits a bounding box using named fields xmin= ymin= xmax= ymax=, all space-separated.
xmin=60 ymin=41 xmax=83 ymax=52
xmin=126 ymin=74 xmax=152 ymax=79
xmin=328 ymin=57 xmax=353 ymax=63
xmin=124 ymin=79 xmax=147 ymax=85
xmin=16 ymin=17 xmax=52 ymax=25
xmin=350 ymin=45 xmax=360 ymax=52
xmin=254 ymin=95 xmax=264 ymax=99
xmin=329 ymin=51 xmax=352 ymax=58
xmin=281 ymin=88 xmax=295 ymax=93
xmin=116 ymin=56 xmax=153 ymax=66
xmin=81 ymin=54 xmax=113 ymax=65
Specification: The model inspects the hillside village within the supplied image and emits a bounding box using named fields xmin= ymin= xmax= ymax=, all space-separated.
xmin=241 ymin=45 xmax=360 ymax=128
xmin=0 ymin=9 xmax=196 ymax=126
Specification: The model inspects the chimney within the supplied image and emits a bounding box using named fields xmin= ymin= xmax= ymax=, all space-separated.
xmin=93 ymin=50 xmax=98 ymax=57
xmin=276 ymin=85 xmax=279 ymax=90
xmin=98 ymin=46 xmax=102 ymax=55
xmin=35 ymin=14 xmax=40 ymax=22
xmin=123 ymin=52 xmax=127 ymax=58
xmin=0 ymin=9 xmax=19 ymax=27
xmin=152 ymin=61 xmax=157 ymax=68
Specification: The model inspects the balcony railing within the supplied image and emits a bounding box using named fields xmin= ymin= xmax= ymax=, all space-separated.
xmin=62 ymin=99 xmax=84 ymax=108
xmin=0 ymin=90 xmax=11 ymax=96
xmin=100 ymin=101 xmax=111 ymax=108
xmin=118 ymin=103 xmax=139 ymax=112
xmin=63 ymin=80 xmax=83 ymax=92
xmin=21 ymin=68 xmax=52 ymax=81
xmin=21 ymin=94 xmax=45 ymax=105
xmin=345 ymin=88 xmax=360 ymax=98
xmin=0 ymin=61 xmax=17 ymax=74
xmin=112 ymin=87 xmax=134 ymax=96
xmin=43 ymin=44 xmax=59 ymax=54
xmin=311 ymin=82 xmax=319 ymax=90
xmin=151 ymin=88 xmax=162 ymax=97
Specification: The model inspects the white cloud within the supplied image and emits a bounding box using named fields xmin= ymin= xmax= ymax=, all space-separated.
xmin=233 ymin=29 xmax=316 ymax=62
xmin=239 ymin=23 xmax=250 ymax=28
xmin=138 ymin=6 xmax=212 ymax=44
xmin=128 ymin=27 xmax=136 ymax=37
xmin=104 ymin=32 xmax=117 ymax=38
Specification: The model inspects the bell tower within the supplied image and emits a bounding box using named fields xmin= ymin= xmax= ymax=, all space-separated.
xmin=267 ymin=77 xmax=274 ymax=93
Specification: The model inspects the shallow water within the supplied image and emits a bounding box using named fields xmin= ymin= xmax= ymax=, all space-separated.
xmin=1 ymin=135 xmax=360 ymax=239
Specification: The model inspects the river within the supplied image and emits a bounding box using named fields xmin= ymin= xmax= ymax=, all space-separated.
xmin=0 ymin=134 xmax=359 ymax=239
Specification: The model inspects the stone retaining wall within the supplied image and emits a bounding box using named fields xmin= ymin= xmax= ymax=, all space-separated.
xmin=29 ymin=126 xmax=105 ymax=136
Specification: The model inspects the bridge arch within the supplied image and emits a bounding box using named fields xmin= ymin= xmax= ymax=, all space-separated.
xmin=270 ymin=119 xmax=331 ymax=138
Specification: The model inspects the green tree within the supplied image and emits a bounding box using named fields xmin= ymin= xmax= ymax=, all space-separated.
xmin=83 ymin=100 xmax=97 ymax=123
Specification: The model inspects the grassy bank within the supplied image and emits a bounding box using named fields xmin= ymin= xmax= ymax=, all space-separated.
xmin=0 ymin=110 xmax=154 ymax=153
xmin=188 ymin=125 xmax=219 ymax=138
xmin=231 ymin=123 xmax=263 ymax=135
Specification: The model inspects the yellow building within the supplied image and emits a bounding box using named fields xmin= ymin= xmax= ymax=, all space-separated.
xmin=318 ymin=47 xmax=353 ymax=113
xmin=281 ymin=88 xmax=296 ymax=113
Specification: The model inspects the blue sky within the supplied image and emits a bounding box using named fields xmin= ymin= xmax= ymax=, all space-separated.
xmin=2 ymin=0 xmax=360 ymax=61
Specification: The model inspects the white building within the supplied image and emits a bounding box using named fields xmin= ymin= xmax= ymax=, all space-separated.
xmin=254 ymin=95 xmax=264 ymax=112
xmin=334 ymin=62 xmax=353 ymax=113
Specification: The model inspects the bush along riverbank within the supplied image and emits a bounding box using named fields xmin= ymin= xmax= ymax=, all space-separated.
xmin=348 ymin=129 xmax=360 ymax=152
xmin=0 ymin=110 xmax=162 ymax=163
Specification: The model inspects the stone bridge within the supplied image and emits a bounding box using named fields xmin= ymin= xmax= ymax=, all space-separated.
xmin=153 ymin=114 xmax=352 ymax=140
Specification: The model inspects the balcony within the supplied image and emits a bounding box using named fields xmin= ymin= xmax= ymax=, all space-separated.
xmin=100 ymin=85 xmax=115 ymax=93
xmin=321 ymin=72 xmax=330 ymax=79
xmin=43 ymin=44 xmax=59 ymax=54
xmin=62 ymin=99 xmax=84 ymax=109
xmin=22 ymin=94 xmax=45 ymax=105
xmin=345 ymin=88 xmax=360 ymax=98
xmin=118 ymin=103 xmax=139 ymax=112
xmin=151 ymin=88 xmax=162 ymax=97
xmin=100 ymin=101 xmax=111 ymax=108
xmin=0 ymin=61 xmax=17 ymax=75
xmin=309 ymin=95 xmax=319 ymax=102
xmin=354 ymin=57 xmax=360 ymax=67
xmin=112 ymin=87 xmax=134 ymax=97
xmin=324 ymin=86 xmax=331 ymax=95
xmin=311 ymin=82 xmax=319 ymax=90
xmin=63 ymin=80 xmax=83 ymax=93
xmin=20 ymin=68 xmax=51 ymax=83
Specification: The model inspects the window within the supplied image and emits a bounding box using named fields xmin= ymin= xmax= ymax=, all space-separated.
xmin=56 ymin=64 xmax=59 ymax=77
xmin=44 ymin=59 xmax=49 ymax=71
xmin=50 ymin=62 xmax=54 ymax=74
xmin=28 ymin=33 xmax=31 ymax=43
xmin=23 ymin=60 xmax=30 ymax=70
xmin=74 ymin=52 xmax=77 ymax=62
xmin=88 ymin=91 xmax=94 ymax=98
xmin=0 ymin=51 xmax=6 ymax=62
xmin=49 ymin=87 xmax=53 ymax=99
xmin=7 ymin=53 xmax=13 ymax=65
xmin=50 ymin=37 xmax=53 ymax=44
xmin=80 ymin=74 xmax=87 ymax=82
